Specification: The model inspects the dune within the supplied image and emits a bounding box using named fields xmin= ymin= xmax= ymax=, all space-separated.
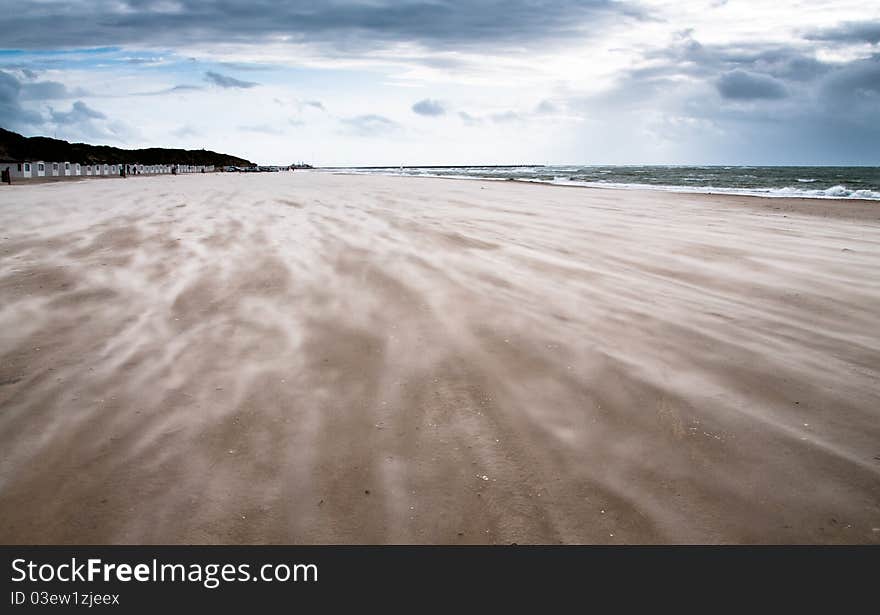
xmin=0 ymin=171 xmax=878 ymax=544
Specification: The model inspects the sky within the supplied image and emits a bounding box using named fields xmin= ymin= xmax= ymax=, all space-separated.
xmin=0 ymin=1 xmax=878 ymax=166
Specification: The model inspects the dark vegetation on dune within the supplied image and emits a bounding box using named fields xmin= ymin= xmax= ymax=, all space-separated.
xmin=0 ymin=127 xmax=253 ymax=167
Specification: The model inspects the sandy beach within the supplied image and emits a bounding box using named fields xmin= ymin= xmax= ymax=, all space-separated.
xmin=0 ymin=172 xmax=878 ymax=544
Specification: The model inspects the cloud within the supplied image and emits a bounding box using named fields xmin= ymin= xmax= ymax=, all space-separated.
xmin=274 ymin=97 xmax=326 ymax=115
xmin=0 ymin=1 xmax=646 ymax=54
xmin=204 ymin=71 xmax=258 ymax=89
xmin=806 ymin=20 xmax=880 ymax=45
xmin=160 ymin=84 xmax=204 ymax=94
xmin=0 ymin=70 xmax=43 ymax=129
xmin=172 ymin=124 xmax=201 ymax=138
xmin=124 ymin=56 xmax=166 ymax=65
xmin=818 ymin=56 xmax=880 ymax=104
xmin=128 ymin=84 xmax=204 ymax=96
xmin=636 ymin=31 xmax=833 ymax=85
xmin=20 ymin=80 xmax=88 ymax=100
xmin=535 ymin=100 xmax=558 ymax=114
xmin=562 ymin=31 xmax=880 ymax=163
xmin=1 ymin=3 xmax=876 ymax=165
xmin=491 ymin=110 xmax=522 ymax=123
xmin=458 ymin=111 xmax=482 ymax=126
xmin=340 ymin=114 xmax=400 ymax=137
xmin=43 ymin=100 xmax=134 ymax=143
xmin=239 ymin=123 xmax=285 ymax=135
xmin=49 ymin=100 xmax=106 ymax=124
xmin=412 ymin=98 xmax=446 ymax=116
xmin=0 ymin=70 xmax=134 ymax=142
xmin=716 ymin=69 xmax=788 ymax=100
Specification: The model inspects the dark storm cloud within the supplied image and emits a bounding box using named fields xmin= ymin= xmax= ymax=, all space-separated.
xmin=716 ymin=69 xmax=787 ymax=100
xmin=204 ymin=71 xmax=258 ymax=89
xmin=0 ymin=70 xmax=43 ymax=129
xmin=625 ymin=32 xmax=877 ymax=106
xmin=806 ymin=20 xmax=880 ymax=45
xmin=0 ymin=70 xmax=131 ymax=142
xmin=569 ymin=33 xmax=880 ymax=164
xmin=0 ymin=1 xmax=645 ymax=52
xmin=640 ymin=33 xmax=832 ymax=83
xmin=412 ymin=99 xmax=446 ymax=116
xmin=818 ymin=55 xmax=880 ymax=104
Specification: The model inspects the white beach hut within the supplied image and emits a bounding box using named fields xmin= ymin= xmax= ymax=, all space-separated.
xmin=63 ymin=162 xmax=72 ymax=176
xmin=35 ymin=161 xmax=46 ymax=177
xmin=2 ymin=162 xmax=33 ymax=179
xmin=50 ymin=162 xmax=60 ymax=177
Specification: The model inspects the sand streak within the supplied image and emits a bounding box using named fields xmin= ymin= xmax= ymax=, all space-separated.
xmin=1 ymin=172 xmax=878 ymax=543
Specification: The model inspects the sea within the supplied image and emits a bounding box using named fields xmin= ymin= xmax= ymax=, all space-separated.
xmin=327 ymin=165 xmax=880 ymax=200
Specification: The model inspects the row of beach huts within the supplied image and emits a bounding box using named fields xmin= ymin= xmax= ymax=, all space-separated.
xmin=0 ymin=160 xmax=214 ymax=181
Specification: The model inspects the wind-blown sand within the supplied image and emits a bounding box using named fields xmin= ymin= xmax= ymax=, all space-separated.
xmin=0 ymin=172 xmax=878 ymax=544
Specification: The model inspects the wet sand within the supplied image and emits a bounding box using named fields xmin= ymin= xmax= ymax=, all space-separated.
xmin=0 ymin=172 xmax=878 ymax=544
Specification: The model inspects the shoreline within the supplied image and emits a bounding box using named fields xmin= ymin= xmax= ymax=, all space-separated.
xmin=324 ymin=169 xmax=880 ymax=206
xmin=324 ymin=170 xmax=880 ymax=221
